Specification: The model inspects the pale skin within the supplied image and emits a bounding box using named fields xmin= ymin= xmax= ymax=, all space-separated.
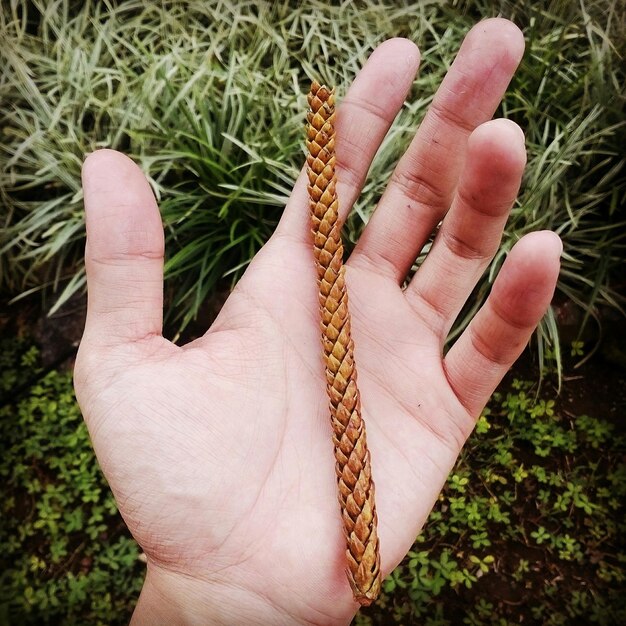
xmin=74 ymin=18 xmax=561 ymax=626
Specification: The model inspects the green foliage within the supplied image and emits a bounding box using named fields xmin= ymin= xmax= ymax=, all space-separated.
xmin=0 ymin=0 xmax=624 ymax=342
xmin=0 ymin=338 xmax=143 ymax=625
xmin=357 ymin=377 xmax=626 ymax=625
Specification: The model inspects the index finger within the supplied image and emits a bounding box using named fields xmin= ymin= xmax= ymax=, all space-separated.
xmin=276 ymin=37 xmax=420 ymax=240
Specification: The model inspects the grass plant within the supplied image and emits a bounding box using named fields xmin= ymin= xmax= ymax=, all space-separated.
xmin=0 ymin=0 xmax=624 ymax=346
xmin=0 ymin=338 xmax=143 ymax=625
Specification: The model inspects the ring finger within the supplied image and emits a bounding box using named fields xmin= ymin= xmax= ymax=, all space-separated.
xmin=404 ymin=118 xmax=527 ymax=341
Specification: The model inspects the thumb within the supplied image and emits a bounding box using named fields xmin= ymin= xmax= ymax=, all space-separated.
xmin=80 ymin=149 xmax=165 ymax=347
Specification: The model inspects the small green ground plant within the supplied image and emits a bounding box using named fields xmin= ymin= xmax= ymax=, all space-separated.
xmin=0 ymin=339 xmax=143 ymax=625
xmin=358 ymin=368 xmax=626 ymax=625
xmin=1 ymin=0 xmax=624 ymax=345
xmin=1 ymin=338 xmax=624 ymax=624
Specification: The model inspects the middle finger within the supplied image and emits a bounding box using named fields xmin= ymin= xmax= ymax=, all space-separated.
xmin=349 ymin=18 xmax=525 ymax=283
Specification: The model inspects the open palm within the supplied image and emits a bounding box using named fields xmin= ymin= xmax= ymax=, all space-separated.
xmin=74 ymin=20 xmax=561 ymax=625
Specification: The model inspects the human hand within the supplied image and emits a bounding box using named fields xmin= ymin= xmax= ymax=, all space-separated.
xmin=74 ymin=18 xmax=561 ymax=626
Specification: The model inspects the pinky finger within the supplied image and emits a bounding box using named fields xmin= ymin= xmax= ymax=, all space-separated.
xmin=444 ymin=231 xmax=562 ymax=417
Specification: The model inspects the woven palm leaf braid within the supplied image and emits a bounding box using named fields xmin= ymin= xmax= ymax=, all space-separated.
xmin=306 ymin=80 xmax=381 ymax=606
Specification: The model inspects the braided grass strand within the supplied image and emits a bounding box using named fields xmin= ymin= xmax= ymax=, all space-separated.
xmin=306 ymin=81 xmax=381 ymax=606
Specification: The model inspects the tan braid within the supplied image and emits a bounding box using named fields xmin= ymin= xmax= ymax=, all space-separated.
xmin=306 ymin=81 xmax=381 ymax=606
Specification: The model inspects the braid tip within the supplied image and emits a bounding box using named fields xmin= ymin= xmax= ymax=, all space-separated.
xmin=347 ymin=568 xmax=382 ymax=607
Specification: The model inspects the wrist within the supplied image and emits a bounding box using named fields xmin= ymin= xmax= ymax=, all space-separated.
xmin=131 ymin=562 xmax=355 ymax=626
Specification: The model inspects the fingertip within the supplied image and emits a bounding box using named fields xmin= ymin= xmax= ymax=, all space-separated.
xmin=372 ymin=37 xmax=421 ymax=69
xmin=359 ymin=38 xmax=420 ymax=99
xmin=510 ymin=230 xmax=563 ymax=266
xmin=82 ymin=148 xmax=135 ymax=175
xmin=81 ymin=149 xmax=158 ymax=223
xmin=464 ymin=120 xmax=526 ymax=194
xmin=82 ymin=149 xmax=145 ymax=197
xmin=469 ymin=119 xmax=526 ymax=166
xmin=461 ymin=18 xmax=525 ymax=83
xmin=469 ymin=17 xmax=525 ymax=65
xmin=513 ymin=231 xmax=563 ymax=286
xmin=477 ymin=118 xmax=525 ymax=142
